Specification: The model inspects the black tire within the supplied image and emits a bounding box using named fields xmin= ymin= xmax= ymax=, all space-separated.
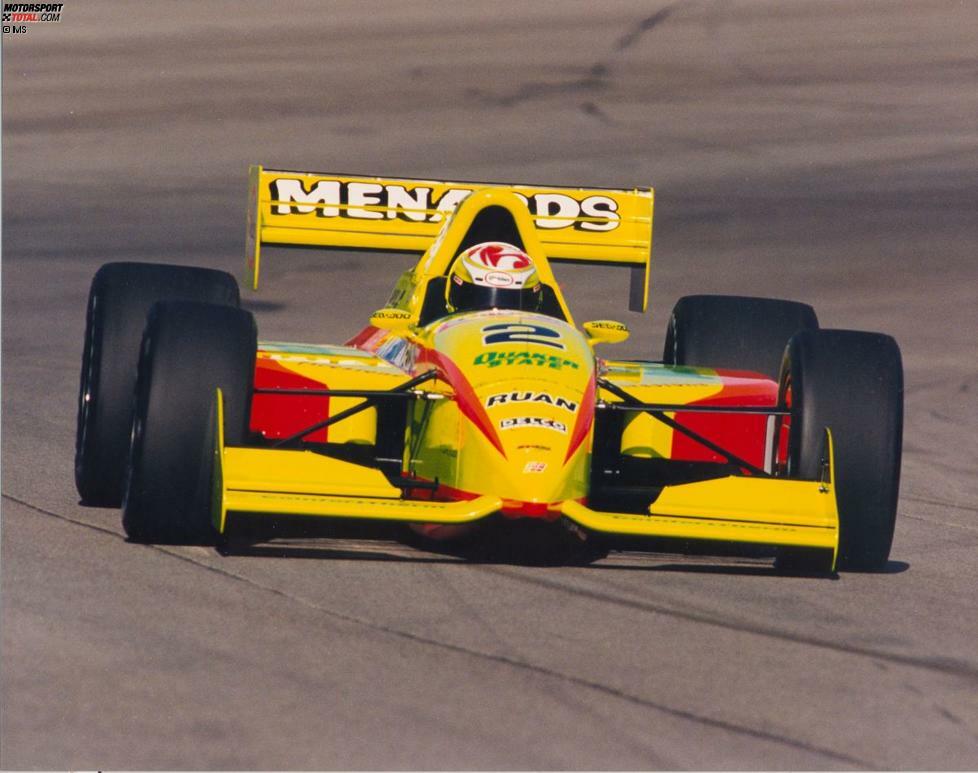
xmin=122 ymin=301 xmax=256 ymax=545
xmin=778 ymin=329 xmax=903 ymax=571
xmin=75 ymin=262 xmax=240 ymax=506
xmin=663 ymin=295 xmax=819 ymax=380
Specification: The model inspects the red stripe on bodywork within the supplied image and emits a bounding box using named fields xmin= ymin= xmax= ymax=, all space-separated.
xmin=670 ymin=373 xmax=778 ymax=469
xmin=350 ymin=330 xmax=506 ymax=457
xmin=345 ymin=325 xmax=384 ymax=348
xmin=251 ymin=357 xmax=330 ymax=441
xmin=564 ymin=371 xmax=596 ymax=463
xmin=411 ymin=476 xmax=570 ymax=522
xmin=418 ymin=347 xmax=507 ymax=458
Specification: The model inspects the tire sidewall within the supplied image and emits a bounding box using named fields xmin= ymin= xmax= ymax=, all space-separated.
xmin=781 ymin=329 xmax=903 ymax=570
xmin=74 ymin=262 xmax=240 ymax=505
xmin=122 ymin=301 xmax=256 ymax=544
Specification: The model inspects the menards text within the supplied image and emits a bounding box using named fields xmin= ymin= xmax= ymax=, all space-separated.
xmin=269 ymin=178 xmax=620 ymax=232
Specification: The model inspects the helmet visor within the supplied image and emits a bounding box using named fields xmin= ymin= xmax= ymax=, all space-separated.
xmin=449 ymin=280 xmax=542 ymax=313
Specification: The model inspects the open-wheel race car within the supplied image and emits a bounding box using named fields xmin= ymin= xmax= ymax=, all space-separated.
xmin=75 ymin=168 xmax=903 ymax=572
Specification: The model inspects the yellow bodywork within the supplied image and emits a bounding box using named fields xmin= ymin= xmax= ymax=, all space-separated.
xmin=212 ymin=388 xmax=502 ymax=533
xmin=214 ymin=358 xmax=839 ymax=565
xmin=218 ymin=168 xmax=841 ymax=566
xmin=601 ymin=362 xmax=737 ymax=458
xmin=253 ymin=343 xmax=406 ymax=444
xmin=247 ymin=166 xmax=654 ymax=311
xmin=563 ymin=432 xmax=839 ymax=569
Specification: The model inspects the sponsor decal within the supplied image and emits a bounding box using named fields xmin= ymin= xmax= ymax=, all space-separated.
xmin=484 ymin=271 xmax=514 ymax=287
xmin=523 ymin=461 xmax=548 ymax=474
xmin=482 ymin=322 xmax=565 ymax=350
xmin=268 ymin=179 xmax=620 ymax=231
xmin=500 ymin=417 xmax=567 ymax=433
xmin=474 ymin=351 xmax=579 ymax=370
xmin=517 ymin=444 xmax=551 ymax=451
xmin=370 ymin=308 xmax=411 ymax=321
xmin=2 ymin=1 xmax=63 ymax=32
xmin=587 ymin=321 xmax=628 ymax=331
xmin=485 ymin=391 xmax=578 ymax=412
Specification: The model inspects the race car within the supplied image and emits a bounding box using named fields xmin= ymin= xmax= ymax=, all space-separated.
xmin=74 ymin=167 xmax=903 ymax=572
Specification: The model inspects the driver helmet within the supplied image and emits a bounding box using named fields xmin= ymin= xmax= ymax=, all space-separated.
xmin=446 ymin=241 xmax=543 ymax=313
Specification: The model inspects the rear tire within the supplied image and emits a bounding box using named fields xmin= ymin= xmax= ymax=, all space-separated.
xmin=777 ymin=329 xmax=903 ymax=571
xmin=75 ymin=262 xmax=240 ymax=506
xmin=122 ymin=301 xmax=256 ymax=545
xmin=663 ymin=294 xmax=818 ymax=379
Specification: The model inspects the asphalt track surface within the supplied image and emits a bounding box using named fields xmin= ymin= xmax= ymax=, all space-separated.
xmin=3 ymin=1 xmax=978 ymax=769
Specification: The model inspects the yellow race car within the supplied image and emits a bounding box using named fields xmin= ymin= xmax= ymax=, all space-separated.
xmin=74 ymin=168 xmax=903 ymax=572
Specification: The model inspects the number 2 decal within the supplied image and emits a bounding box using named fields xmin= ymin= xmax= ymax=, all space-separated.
xmin=482 ymin=322 xmax=565 ymax=350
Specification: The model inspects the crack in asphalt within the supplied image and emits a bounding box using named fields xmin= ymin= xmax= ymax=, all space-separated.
xmin=4 ymin=491 xmax=872 ymax=768
xmin=615 ymin=5 xmax=678 ymax=51
xmin=579 ymin=100 xmax=617 ymax=126
xmin=484 ymin=566 xmax=978 ymax=684
xmin=466 ymin=66 xmax=608 ymax=109
xmin=469 ymin=3 xmax=680 ymax=121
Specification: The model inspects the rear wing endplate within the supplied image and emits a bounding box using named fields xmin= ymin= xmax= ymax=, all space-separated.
xmin=246 ymin=165 xmax=655 ymax=311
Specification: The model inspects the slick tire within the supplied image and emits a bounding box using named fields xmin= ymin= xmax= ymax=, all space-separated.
xmin=778 ymin=329 xmax=903 ymax=571
xmin=122 ymin=301 xmax=256 ymax=545
xmin=75 ymin=262 xmax=240 ymax=506
xmin=663 ymin=295 xmax=819 ymax=380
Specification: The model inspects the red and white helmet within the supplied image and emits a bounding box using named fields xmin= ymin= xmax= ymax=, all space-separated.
xmin=447 ymin=242 xmax=542 ymax=312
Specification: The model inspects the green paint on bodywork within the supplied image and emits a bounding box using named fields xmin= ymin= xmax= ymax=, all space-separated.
xmin=602 ymin=361 xmax=721 ymax=387
xmin=258 ymin=341 xmax=404 ymax=374
xmin=260 ymin=341 xmax=377 ymax=358
xmin=474 ymin=350 xmax=580 ymax=370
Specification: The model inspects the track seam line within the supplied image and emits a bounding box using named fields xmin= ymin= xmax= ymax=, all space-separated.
xmin=482 ymin=566 xmax=978 ymax=683
xmin=135 ymin=565 xmax=873 ymax=766
xmin=904 ymin=495 xmax=978 ymax=515
xmin=3 ymin=492 xmax=128 ymax=540
xmin=903 ymin=513 xmax=978 ymax=533
xmin=8 ymin=492 xmax=977 ymax=683
xmin=4 ymin=491 xmax=870 ymax=767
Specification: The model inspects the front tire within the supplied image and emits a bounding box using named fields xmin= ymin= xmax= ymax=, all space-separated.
xmin=778 ymin=329 xmax=904 ymax=571
xmin=75 ymin=262 xmax=240 ymax=506
xmin=663 ymin=294 xmax=819 ymax=380
xmin=122 ymin=301 xmax=256 ymax=545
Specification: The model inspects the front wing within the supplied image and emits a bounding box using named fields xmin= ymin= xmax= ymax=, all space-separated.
xmin=212 ymin=390 xmax=840 ymax=567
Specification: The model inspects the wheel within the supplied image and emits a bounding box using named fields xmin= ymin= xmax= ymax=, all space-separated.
xmin=122 ymin=301 xmax=256 ymax=545
xmin=663 ymin=295 xmax=819 ymax=380
xmin=75 ymin=262 xmax=240 ymax=506
xmin=777 ymin=329 xmax=903 ymax=571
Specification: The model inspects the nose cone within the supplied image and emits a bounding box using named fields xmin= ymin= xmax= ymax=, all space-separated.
xmin=425 ymin=310 xmax=596 ymax=513
xmin=475 ymin=379 xmax=593 ymax=514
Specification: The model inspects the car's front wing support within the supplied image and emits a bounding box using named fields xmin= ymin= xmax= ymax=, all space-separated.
xmin=595 ymin=377 xmax=787 ymax=477
xmin=267 ymin=369 xmax=439 ymax=448
xmin=564 ymin=426 xmax=839 ymax=570
xmin=211 ymin=387 xmax=501 ymax=535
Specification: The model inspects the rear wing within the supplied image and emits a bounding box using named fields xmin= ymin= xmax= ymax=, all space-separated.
xmin=246 ymin=165 xmax=655 ymax=311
